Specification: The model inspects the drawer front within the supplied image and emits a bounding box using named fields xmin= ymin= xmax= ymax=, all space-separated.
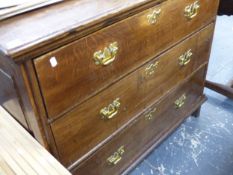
xmin=34 ymin=0 xmax=219 ymax=119
xmin=138 ymin=23 xmax=214 ymax=106
xmin=72 ymin=67 xmax=207 ymax=175
xmin=51 ymin=23 xmax=214 ymax=167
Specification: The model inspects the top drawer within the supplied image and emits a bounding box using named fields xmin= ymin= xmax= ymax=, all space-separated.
xmin=34 ymin=0 xmax=219 ymax=119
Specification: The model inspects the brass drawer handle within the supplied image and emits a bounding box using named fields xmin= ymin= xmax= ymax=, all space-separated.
xmin=147 ymin=9 xmax=161 ymax=25
xmin=179 ymin=49 xmax=193 ymax=66
xmin=145 ymin=61 xmax=159 ymax=76
xmin=145 ymin=107 xmax=157 ymax=120
xmin=174 ymin=94 xmax=187 ymax=109
xmin=93 ymin=42 xmax=119 ymax=66
xmin=184 ymin=1 xmax=200 ymax=20
xmin=107 ymin=146 xmax=125 ymax=165
xmin=100 ymin=98 xmax=121 ymax=120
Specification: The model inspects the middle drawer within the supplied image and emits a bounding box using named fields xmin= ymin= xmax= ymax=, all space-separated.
xmin=51 ymin=23 xmax=214 ymax=167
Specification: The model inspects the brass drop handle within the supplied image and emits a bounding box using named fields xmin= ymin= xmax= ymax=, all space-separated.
xmin=184 ymin=1 xmax=200 ymax=20
xmin=100 ymin=98 xmax=121 ymax=120
xmin=145 ymin=61 xmax=159 ymax=76
xmin=145 ymin=107 xmax=157 ymax=120
xmin=174 ymin=94 xmax=187 ymax=109
xmin=147 ymin=9 xmax=161 ymax=25
xmin=93 ymin=42 xmax=119 ymax=66
xmin=179 ymin=49 xmax=193 ymax=66
xmin=107 ymin=146 xmax=125 ymax=165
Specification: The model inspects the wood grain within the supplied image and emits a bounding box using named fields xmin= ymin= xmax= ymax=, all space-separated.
xmin=0 ymin=0 xmax=165 ymax=61
xmin=0 ymin=0 xmax=219 ymax=174
xmin=205 ymin=80 xmax=233 ymax=99
xmin=0 ymin=106 xmax=71 ymax=175
xmin=51 ymin=23 xmax=214 ymax=167
xmin=0 ymin=51 xmax=50 ymax=147
xmin=34 ymin=0 xmax=219 ymax=119
xmin=72 ymin=66 xmax=206 ymax=175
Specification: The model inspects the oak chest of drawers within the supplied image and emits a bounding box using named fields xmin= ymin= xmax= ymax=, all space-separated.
xmin=0 ymin=0 xmax=219 ymax=174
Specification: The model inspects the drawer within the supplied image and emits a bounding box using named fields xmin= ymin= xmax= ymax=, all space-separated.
xmin=72 ymin=66 xmax=207 ymax=175
xmin=34 ymin=0 xmax=219 ymax=119
xmin=51 ymin=23 xmax=214 ymax=167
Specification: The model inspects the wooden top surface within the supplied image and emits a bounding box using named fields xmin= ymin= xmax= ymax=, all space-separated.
xmin=0 ymin=106 xmax=71 ymax=175
xmin=0 ymin=0 xmax=162 ymax=62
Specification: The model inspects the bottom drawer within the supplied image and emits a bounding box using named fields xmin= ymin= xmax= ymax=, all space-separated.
xmin=72 ymin=66 xmax=207 ymax=175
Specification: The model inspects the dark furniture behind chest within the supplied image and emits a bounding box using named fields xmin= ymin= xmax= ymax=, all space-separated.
xmin=205 ymin=0 xmax=233 ymax=99
xmin=0 ymin=0 xmax=219 ymax=174
xmin=218 ymin=0 xmax=233 ymax=15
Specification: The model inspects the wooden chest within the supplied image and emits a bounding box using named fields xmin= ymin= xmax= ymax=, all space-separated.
xmin=0 ymin=0 xmax=219 ymax=174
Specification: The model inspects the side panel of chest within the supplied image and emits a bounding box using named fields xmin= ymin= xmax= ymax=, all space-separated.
xmin=0 ymin=68 xmax=27 ymax=127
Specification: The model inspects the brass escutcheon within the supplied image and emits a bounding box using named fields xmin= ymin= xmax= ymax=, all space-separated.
xmin=184 ymin=1 xmax=200 ymax=20
xmin=147 ymin=9 xmax=161 ymax=25
xmin=145 ymin=107 xmax=157 ymax=120
xmin=145 ymin=61 xmax=159 ymax=76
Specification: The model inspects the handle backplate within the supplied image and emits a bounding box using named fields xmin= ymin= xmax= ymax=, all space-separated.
xmin=94 ymin=42 xmax=119 ymax=66
xmin=179 ymin=49 xmax=193 ymax=66
xmin=100 ymin=98 xmax=121 ymax=120
xmin=107 ymin=146 xmax=125 ymax=165
xmin=174 ymin=94 xmax=187 ymax=109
